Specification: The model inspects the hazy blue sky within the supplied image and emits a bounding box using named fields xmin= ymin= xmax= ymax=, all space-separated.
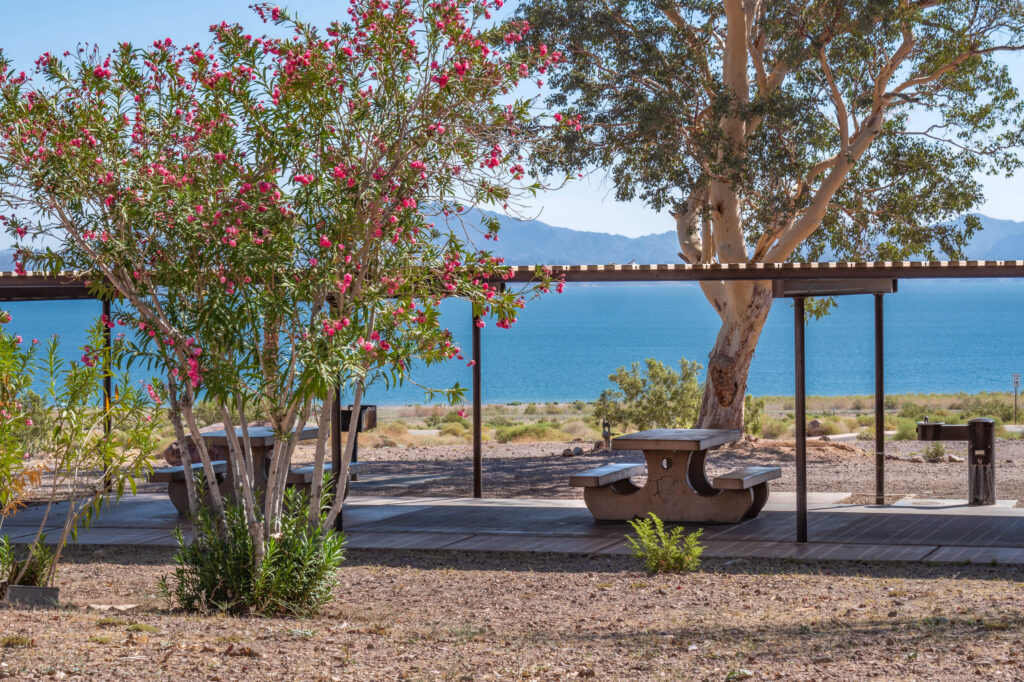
xmin=0 ymin=0 xmax=1020 ymax=249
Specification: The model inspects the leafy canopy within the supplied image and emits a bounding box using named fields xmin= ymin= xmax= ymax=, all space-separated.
xmin=520 ymin=0 xmax=1024 ymax=263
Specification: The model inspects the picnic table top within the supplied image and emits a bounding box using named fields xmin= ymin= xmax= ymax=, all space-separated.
xmin=612 ymin=428 xmax=742 ymax=452
xmin=199 ymin=424 xmax=320 ymax=447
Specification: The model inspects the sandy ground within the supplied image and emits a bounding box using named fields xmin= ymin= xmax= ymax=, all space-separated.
xmin=339 ymin=437 xmax=1024 ymax=505
xmin=0 ymin=547 xmax=1022 ymax=680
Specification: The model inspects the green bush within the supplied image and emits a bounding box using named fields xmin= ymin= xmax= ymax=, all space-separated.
xmin=892 ymin=418 xmax=918 ymax=441
xmin=165 ymin=487 xmax=346 ymax=617
xmin=439 ymin=422 xmax=467 ymax=437
xmin=743 ymin=395 xmax=765 ymax=436
xmin=441 ymin=412 xmax=470 ymax=428
xmin=626 ymin=513 xmax=704 ymax=574
xmin=953 ymin=393 xmax=1014 ymax=423
xmin=523 ymin=403 xmax=539 ymax=415
xmin=761 ymin=417 xmax=789 ymax=439
xmin=494 ymin=421 xmax=568 ymax=443
xmin=485 ymin=416 xmax=515 ymax=428
xmin=594 ymin=357 xmax=702 ymax=432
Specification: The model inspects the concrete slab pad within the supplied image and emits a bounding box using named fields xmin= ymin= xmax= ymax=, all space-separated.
xmin=344 ymin=532 xmax=471 ymax=550
xmin=351 ymin=474 xmax=451 ymax=489
xmin=762 ymin=491 xmax=853 ymax=511
xmin=923 ymin=545 xmax=1024 ymax=565
xmin=342 ymin=504 xmax=433 ymax=527
xmin=444 ymin=534 xmax=622 ymax=554
xmin=893 ymin=498 xmax=1018 ymax=509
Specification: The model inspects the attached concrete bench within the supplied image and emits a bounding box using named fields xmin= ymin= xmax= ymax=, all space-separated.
xmin=713 ymin=466 xmax=781 ymax=518
xmin=150 ymin=461 xmax=228 ymax=516
xmin=569 ymin=463 xmax=645 ymax=489
xmin=286 ymin=462 xmax=365 ymax=500
xmin=712 ymin=466 xmax=781 ymax=490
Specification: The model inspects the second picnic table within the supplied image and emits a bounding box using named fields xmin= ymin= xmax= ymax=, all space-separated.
xmin=570 ymin=428 xmax=781 ymax=523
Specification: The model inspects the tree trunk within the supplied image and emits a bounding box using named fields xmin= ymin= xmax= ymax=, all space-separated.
xmin=697 ymin=281 xmax=774 ymax=430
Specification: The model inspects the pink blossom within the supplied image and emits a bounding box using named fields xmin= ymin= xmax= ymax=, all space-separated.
xmin=319 ymin=235 xmax=331 ymax=248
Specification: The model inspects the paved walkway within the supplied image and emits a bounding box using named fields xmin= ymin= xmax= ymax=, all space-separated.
xmin=4 ymin=492 xmax=1024 ymax=564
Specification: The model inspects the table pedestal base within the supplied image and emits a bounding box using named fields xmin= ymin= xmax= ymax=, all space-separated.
xmin=582 ymin=449 xmax=769 ymax=524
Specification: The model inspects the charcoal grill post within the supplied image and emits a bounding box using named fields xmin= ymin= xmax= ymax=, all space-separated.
xmin=968 ymin=418 xmax=996 ymax=505
xmin=916 ymin=417 xmax=996 ymax=505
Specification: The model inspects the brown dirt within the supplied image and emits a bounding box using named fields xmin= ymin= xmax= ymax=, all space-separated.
xmin=0 ymin=546 xmax=1022 ymax=680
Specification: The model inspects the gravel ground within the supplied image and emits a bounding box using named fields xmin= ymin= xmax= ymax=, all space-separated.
xmin=342 ymin=437 xmax=1024 ymax=505
xmin=0 ymin=546 xmax=1022 ymax=680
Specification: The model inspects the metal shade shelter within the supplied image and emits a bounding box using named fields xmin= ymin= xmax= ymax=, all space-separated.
xmin=4 ymin=260 xmax=1024 ymax=538
xmin=772 ymin=278 xmax=897 ymax=543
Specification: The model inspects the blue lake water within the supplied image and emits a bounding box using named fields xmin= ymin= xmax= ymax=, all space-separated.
xmin=5 ymin=279 xmax=1023 ymax=404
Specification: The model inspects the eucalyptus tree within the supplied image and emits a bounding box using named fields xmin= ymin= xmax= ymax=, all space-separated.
xmin=521 ymin=0 xmax=1024 ymax=428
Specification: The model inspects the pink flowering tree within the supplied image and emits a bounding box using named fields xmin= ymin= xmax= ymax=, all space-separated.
xmin=0 ymin=0 xmax=561 ymax=558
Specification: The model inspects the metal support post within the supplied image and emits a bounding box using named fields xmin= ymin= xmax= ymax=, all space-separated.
xmin=332 ymin=384 xmax=343 ymax=531
xmin=472 ymin=309 xmax=482 ymax=498
xmin=874 ymin=294 xmax=885 ymax=506
xmin=794 ymin=297 xmax=807 ymax=543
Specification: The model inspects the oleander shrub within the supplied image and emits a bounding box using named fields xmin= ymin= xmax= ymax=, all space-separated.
xmin=166 ymin=486 xmax=346 ymax=616
xmin=626 ymin=513 xmax=704 ymax=574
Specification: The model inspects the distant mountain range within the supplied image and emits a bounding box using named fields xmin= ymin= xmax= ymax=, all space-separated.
xmin=2 ymin=212 xmax=1021 ymax=269
xmin=461 ymin=211 xmax=1024 ymax=264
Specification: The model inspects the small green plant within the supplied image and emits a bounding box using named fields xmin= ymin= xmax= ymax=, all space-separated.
xmin=126 ymin=623 xmax=160 ymax=634
xmin=5 ymin=536 xmax=55 ymax=587
xmin=1 ymin=634 xmax=33 ymax=648
xmin=625 ymin=513 xmax=704 ymax=574
xmin=923 ymin=441 xmax=946 ymax=463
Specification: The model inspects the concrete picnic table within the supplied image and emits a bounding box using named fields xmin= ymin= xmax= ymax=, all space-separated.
xmin=570 ymin=428 xmax=781 ymax=523
xmin=200 ymin=425 xmax=320 ymax=490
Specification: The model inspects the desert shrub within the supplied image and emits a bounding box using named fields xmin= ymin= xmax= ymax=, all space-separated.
xmin=594 ymin=357 xmax=702 ymax=432
xmin=626 ymin=513 xmax=704 ymax=574
xmin=439 ymin=422 xmax=467 ymax=438
xmin=561 ymin=419 xmax=596 ymax=440
xmin=954 ymin=393 xmax=1014 ymax=423
xmin=743 ymin=395 xmax=765 ymax=436
xmin=856 ymin=414 xmax=874 ymax=427
xmin=892 ymin=418 xmax=918 ymax=441
xmin=851 ymin=398 xmax=865 ymax=411
xmin=495 ymin=421 xmax=569 ymax=443
xmin=485 ymin=416 xmax=515 ymax=428
xmin=761 ymin=417 xmax=790 ymax=440
xmin=166 ymin=487 xmax=346 ymax=617
xmin=424 ymin=415 xmax=442 ymax=428
xmin=571 ymin=400 xmax=587 ymax=412
xmin=523 ymin=403 xmax=539 ymax=415
xmin=923 ymin=442 xmax=946 ymax=463
xmin=441 ymin=412 xmax=470 ymax=429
